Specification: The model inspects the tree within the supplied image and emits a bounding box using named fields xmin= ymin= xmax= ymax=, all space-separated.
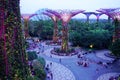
xmin=27 ymin=51 xmax=38 ymax=61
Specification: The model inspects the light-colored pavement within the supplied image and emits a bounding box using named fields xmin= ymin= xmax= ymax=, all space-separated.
xmin=95 ymin=50 xmax=115 ymax=61
xmin=46 ymin=60 xmax=76 ymax=80
xmin=27 ymin=41 xmax=120 ymax=80
xmin=43 ymin=48 xmax=77 ymax=59
xmin=97 ymin=72 xmax=120 ymax=80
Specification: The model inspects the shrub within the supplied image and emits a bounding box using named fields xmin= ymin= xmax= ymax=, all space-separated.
xmin=37 ymin=57 xmax=46 ymax=67
xmin=32 ymin=58 xmax=46 ymax=80
xmin=26 ymin=76 xmax=39 ymax=80
xmin=27 ymin=51 xmax=38 ymax=61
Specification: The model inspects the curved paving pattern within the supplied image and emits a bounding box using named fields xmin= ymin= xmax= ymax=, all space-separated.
xmin=96 ymin=50 xmax=115 ymax=61
xmin=46 ymin=60 xmax=76 ymax=80
xmin=43 ymin=48 xmax=77 ymax=59
xmin=97 ymin=72 xmax=120 ymax=80
xmin=27 ymin=40 xmax=120 ymax=80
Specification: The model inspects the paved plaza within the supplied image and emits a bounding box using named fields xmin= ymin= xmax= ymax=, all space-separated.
xmin=97 ymin=72 xmax=120 ymax=80
xmin=27 ymin=40 xmax=120 ymax=80
xmin=46 ymin=60 xmax=75 ymax=80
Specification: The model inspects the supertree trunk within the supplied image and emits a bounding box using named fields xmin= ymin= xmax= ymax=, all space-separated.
xmin=24 ymin=19 xmax=29 ymax=38
xmin=61 ymin=23 xmax=69 ymax=52
xmin=0 ymin=0 xmax=29 ymax=79
xmin=114 ymin=19 xmax=120 ymax=40
xmin=53 ymin=20 xmax=58 ymax=43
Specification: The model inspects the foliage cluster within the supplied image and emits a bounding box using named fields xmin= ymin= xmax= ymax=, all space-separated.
xmin=27 ymin=51 xmax=38 ymax=61
xmin=27 ymin=51 xmax=46 ymax=80
xmin=28 ymin=19 xmax=114 ymax=49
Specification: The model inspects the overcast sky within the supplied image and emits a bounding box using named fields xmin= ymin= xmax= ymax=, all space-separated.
xmin=20 ymin=0 xmax=120 ymax=13
xmin=20 ymin=0 xmax=120 ymax=19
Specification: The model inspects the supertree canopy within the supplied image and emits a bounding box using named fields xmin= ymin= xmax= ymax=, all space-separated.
xmin=32 ymin=8 xmax=50 ymax=21
xmin=43 ymin=12 xmax=59 ymax=43
xmin=96 ymin=8 xmax=119 ymax=22
xmin=46 ymin=9 xmax=85 ymax=52
xmin=93 ymin=13 xmax=103 ymax=22
xmin=83 ymin=12 xmax=95 ymax=22
xmin=21 ymin=14 xmax=37 ymax=38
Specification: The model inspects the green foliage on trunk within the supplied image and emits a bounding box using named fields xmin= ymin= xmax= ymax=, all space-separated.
xmin=109 ymin=39 xmax=120 ymax=57
xmin=0 ymin=0 xmax=30 ymax=79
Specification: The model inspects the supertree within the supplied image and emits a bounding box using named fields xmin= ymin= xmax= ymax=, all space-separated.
xmin=43 ymin=12 xmax=59 ymax=43
xmin=83 ymin=12 xmax=95 ymax=23
xmin=21 ymin=14 xmax=37 ymax=39
xmin=108 ymin=9 xmax=120 ymax=41
xmin=96 ymin=8 xmax=119 ymax=22
xmin=46 ymin=9 xmax=85 ymax=52
xmin=0 ymin=0 xmax=30 ymax=79
xmin=97 ymin=8 xmax=120 ymax=41
xmin=93 ymin=13 xmax=103 ymax=22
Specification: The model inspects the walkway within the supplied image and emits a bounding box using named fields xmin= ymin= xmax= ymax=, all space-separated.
xmin=97 ymin=72 xmax=120 ymax=80
xmin=95 ymin=50 xmax=115 ymax=61
xmin=27 ymin=40 xmax=120 ymax=80
xmin=46 ymin=60 xmax=75 ymax=80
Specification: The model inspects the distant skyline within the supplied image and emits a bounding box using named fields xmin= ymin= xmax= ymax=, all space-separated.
xmin=20 ymin=0 xmax=120 ymax=19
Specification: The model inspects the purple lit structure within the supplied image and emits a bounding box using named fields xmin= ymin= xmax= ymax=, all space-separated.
xmin=108 ymin=9 xmax=120 ymax=41
xmin=96 ymin=8 xmax=119 ymax=22
xmin=43 ymin=12 xmax=59 ymax=43
xmin=83 ymin=12 xmax=95 ymax=23
xmin=97 ymin=8 xmax=120 ymax=41
xmin=21 ymin=14 xmax=37 ymax=38
xmin=46 ymin=9 xmax=85 ymax=51
xmin=93 ymin=13 xmax=103 ymax=22
xmin=83 ymin=12 xmax=103 ymax=23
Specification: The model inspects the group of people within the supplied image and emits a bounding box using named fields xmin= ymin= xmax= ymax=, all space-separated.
xmin=45 ymin=63 xmax=53 ymax=80
xmin=77 ymin=53 xmax=89 ymax=67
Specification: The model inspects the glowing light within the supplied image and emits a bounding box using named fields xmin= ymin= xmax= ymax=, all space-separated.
xmin=61 ymin=13 xmax=71 ymax=22
xmin=90 ymin=44 xmax=93 ymax=48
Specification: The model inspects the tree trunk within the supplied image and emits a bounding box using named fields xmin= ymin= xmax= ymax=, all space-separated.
xmin=114 ymin=19 xmax=120 ymax=41
xmin=24 ymin=19 xmax=30 ymax=38
xmin=61 ymin=23 xmax=69 ymax=52
xmin=53 ymin=20 xmax=58 ymax=43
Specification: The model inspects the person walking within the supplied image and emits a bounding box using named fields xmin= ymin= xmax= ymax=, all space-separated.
xmin=59 ymin=58 xmax=61 ymax=63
